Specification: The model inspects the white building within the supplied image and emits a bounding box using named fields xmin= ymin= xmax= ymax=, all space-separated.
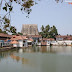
xmin=56 ymin=35 xmax=72 ymax=46
xmin=37 ymin=38 xmax=56 ymax=46
xmin=26 ymin=35 xmax=42 ymax=45
xmin=10 ymin=35 xmax=28 ymax=47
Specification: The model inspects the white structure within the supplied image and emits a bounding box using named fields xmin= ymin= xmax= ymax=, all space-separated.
xmin=11 ymin=35 xmax=28 ymax=47
xmin=37 ymin=38 xmax=56 ymax=46
xmin=56 ymin=35 xmax=72 ymax=46
xmin=26 ymin=35 xmax=42 ymax=45
xmin=10 ymin=40 xmax=18 ymax=47
xmin=27 ymin=38 xmax=33 ymax=46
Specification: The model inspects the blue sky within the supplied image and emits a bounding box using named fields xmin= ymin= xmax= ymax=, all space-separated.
xmin=1 ymin=0 xmax=72 ymax=35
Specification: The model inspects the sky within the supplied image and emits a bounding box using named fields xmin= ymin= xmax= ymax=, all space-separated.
xmin=1 ymin=0 xmax=72 ymax=35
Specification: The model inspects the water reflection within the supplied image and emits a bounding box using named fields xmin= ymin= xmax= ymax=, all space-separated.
xmin=0 ymin=46 xmax=72 ymax=72
xmin=0 ymin=46 xmax=72 ymax=60
xmin=0 ymin=46 xmax=72 ymax=64
xmin=38 ymin=46 xmax=72 ymax=54
xmin=17 ymin=46 xmax=72 ymax=54
xmin=0 ymin=51 xmax=12 ymax=61
xmin=10 ymin=54 xmax=29 ymax=64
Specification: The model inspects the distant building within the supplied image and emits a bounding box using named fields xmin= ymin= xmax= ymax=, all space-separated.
xmin=0 ymin=33 xmax=12 ymax=40
xmin=26 ymin=35 xmax=42 ymax=45
xmin=10 ymin=35 xmax=34 ymax=47
xmin=56 ymin=35 xmax=72 ymax=46
xmin=21 ymin=24 xmax=39 ymax=35
xmin=56 ymin=35 xmax=72 ymax=41
xmin=40 ymin=38 xmax=55 ymax=46
xmin=0 ymin=33 xmax=12 ymax=47
xmin=10 ymin=35 xmax=28 ymax=47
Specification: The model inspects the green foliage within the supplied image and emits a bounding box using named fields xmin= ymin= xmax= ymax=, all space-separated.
xmin=3 ymin=6 xmax=7 ymax=11
xmin=4 ymin=18 xmax=10 ymax=24
xmin=0 ymin=29 xmax=8 ymax=34
xmin=41 ymin=25 xmax=44 ymax=32
xmin=12 ymin=32 xmax=23 ymax=35
xmin=55 ymin=0 xmax=63 ymax=3
xmin=10 ymin=26 xmax=16 ymax=33
xmin=39 ymin=25 xmax=58 ymax=38
xmin=0 ymin=0 xmax=63 ymax=34
xmin=18 ymin=32 xmax=23 ymax=35
xmin=45 ymin=25 xmax=50 ymax=32
xmin=0 ymin=16 xmax=16 ymax=34
xmin=12 ymin=33 xmax=17 ymax=35
xmin=0 ymin=0 xmax=40 ymax=34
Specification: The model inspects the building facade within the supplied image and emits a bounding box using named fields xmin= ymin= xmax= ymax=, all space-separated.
xmin=0 ymin=33 xmax=12 ymax=47
xmin=21 ymin=24 xmax=39 ymax=35
xmin=56 ymin=35 xmax=72 ymax=46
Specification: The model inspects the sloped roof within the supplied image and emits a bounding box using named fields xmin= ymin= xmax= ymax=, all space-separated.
xmin=56 ymin=35 xmax=67 ymax=38
xmin=29 ymin=38 xmax=33 ymax=42
xmin=56 ymin=35 xmax=72 ymax=40
xmin=42 ymin=38 xmax=55 ymax=41
xmin=47 ymin=38 xmax=55 ymax=41
xmin=31 ymin=35 xmax=42 ymax=38
xmin=11 ymin=35 xmax=28 ymax=41
xmin=21 ymin=36 xmax=28 ymax=40
xmin=26 ymin=35 xmax=42 ymax=38
xmin=10 ymin=41 xmax=18 ymax=44
xmin=0 ymin=33 xmax=12 ymax=37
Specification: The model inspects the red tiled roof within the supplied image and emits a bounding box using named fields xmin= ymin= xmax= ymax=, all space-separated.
xmin=0 ymin=33 xmax=12 ymax=37
xmin=56 ymin=35 xmax=71 ymax=38
xmin=29 ymin=38 xmax=33 ymax=42
xmin=64 ymin=37 xmax=72 ymax=40
xmin=42 ymin=38 xmax=55 ymax=41
xmin=21 ymin=36 xmax=28 ymax=40
xmin=26 ymin=35 xmax=42 ymax=38
xmin=47 ymin=38 xmax=55 ymax=41
xmin=11 ymin=35 xmax=28 ymax=41
xmin=56 ymin=35 xmax=65 ymax=38
xmin=10 ymin=40 xmax=18 ymax=44
xmin=31 ymin=35 xmax=42 ymax=38
xmin=56 ymin=35 xmax=72 ymax=40
xmin=42 ymin=38 xmax=48 ymax=40
xmin=41 ymin=42 xmax=47 ymax=45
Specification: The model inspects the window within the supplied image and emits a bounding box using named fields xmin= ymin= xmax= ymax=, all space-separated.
xmin=28 ymin=42 xmax=32 ymax=45
xmin=23 ymin=44 xmax=24 ymax=46
xmin=23 ymin=41 xmax=25 ymax=43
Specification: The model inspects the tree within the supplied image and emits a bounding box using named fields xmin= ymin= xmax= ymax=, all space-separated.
xmin=41 ymin=25 xmax=44 ymax=32
xmin=0 ymin=29 xmax=8 ymax=34
xmin=49 ymin=25 xmax=58 ymax=38
xmin=55 ymin=0 xmax=63 ymax=3
xmin=0 ymin=0 xmax=63 ymax=34
xmin=45 ymin=25 xmax=50 ymax=32
xmin=18 ymin=32 xmax=23 ymax=35
xmin=0 ymin=0 xmax=40 ymax=34
xmin=12 ymin=32 xmax=23 ymax=35
xmin=39 ymin=25 xmax=58 ymax=38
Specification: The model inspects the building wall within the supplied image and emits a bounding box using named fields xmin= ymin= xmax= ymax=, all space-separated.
xmin=63 ymin=40 xmax=72 ymax=46
xmin=56 ymin=38 xmax=63 ymax=41
xmin=47 ymin=40 xmax=57 ymax=46
xmin=18 ymin=40 xmax=23 ymax=47
xmin=37 ymin=42 xmax=41 ymax=46
xmin=21 ymin=24 xmax=39 ymax=35
xmin=13 ymin=44 xmax=17 ymax=47
xmin=23 ymin=40 xmax=28 ymax=47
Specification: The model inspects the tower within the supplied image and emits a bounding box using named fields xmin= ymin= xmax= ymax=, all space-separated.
xmin=21 ymin=24 xmax=39 ymax=35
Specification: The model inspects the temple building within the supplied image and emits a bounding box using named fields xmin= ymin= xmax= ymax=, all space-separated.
xmin=21 ymin=24 xmax=39 ymax=35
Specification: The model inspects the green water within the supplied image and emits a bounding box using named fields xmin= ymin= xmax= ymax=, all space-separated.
xmin=0 ymin=46 xmax=72 ymax=72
